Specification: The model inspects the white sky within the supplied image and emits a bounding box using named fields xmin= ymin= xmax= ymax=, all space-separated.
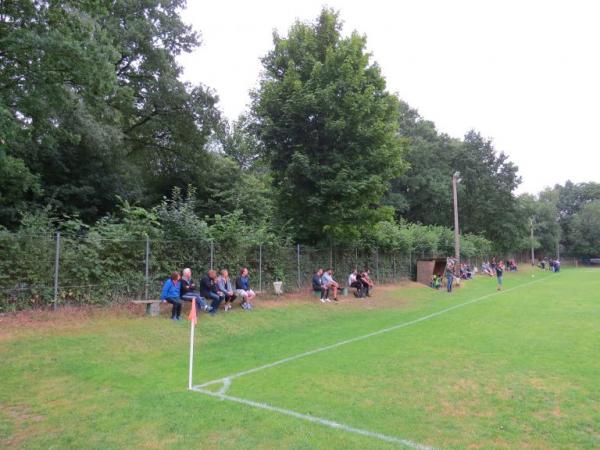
xmin=179 ymin=0 xmax=599 ymax=194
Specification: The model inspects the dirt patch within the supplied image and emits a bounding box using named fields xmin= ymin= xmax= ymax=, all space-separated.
xmin=0 ymin=281 xmax=425 ymax=341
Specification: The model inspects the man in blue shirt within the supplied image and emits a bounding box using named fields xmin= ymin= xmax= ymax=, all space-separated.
xmin=160 ymin=271 xmax=182 ymax=320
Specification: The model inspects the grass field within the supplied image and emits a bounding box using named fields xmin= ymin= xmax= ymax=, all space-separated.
xmin=1 ymin=267 xmax=599 ymax=449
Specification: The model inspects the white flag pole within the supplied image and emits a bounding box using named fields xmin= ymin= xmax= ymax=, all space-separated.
xmin=188 ymin=317 xmax=195 ymax=390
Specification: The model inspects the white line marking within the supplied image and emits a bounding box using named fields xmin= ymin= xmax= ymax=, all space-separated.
xmin=197 ymin=275 xmax=551 ymax=389
xmin=192 ymin=386 xmax=437 ymax=449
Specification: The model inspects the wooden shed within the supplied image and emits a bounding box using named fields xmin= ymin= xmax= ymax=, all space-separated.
xmin=416 ymin=258 xmax=447 ymax=286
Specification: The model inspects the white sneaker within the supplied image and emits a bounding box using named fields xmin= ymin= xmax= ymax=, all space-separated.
xmin=320 ymin=298 xmax=326 ymax=303
xmin=325 ymin=298 xmax=332 ymax=302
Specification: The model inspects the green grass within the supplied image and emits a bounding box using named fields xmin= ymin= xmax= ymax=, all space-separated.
xmin=1 ymin=268 xmax=599 ymax=449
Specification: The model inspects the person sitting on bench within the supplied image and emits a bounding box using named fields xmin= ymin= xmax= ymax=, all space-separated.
xmin=160 ymin=271 xmax=182 ymax=321
xmin=217 ymin=269 xmax=237 ymax=311
xmin=235 ymin=267 xmax=256 ymax=310
xmin=360 ymin=268 xmax=374 ymax=297
xmin=312 ymin=268 xmax=329 ymax=303
xmin=322 ymin=268 xmax=339 ymax=301
xmin=180 ymin=268 xmax=210 ymax=312
xmin=200 ymin=270 xmax=224 ymax=315
xmin=348 ymin=269 xmax=364 ymax=297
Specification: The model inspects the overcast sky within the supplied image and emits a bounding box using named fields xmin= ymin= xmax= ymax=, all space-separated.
xmin=178 ymin=0 xmax=598 ymax=195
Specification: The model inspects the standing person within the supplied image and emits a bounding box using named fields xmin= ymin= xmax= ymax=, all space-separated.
xmin=322 ymin=268 xmax=339 ymax=301
xmin=312 ymin=268 xmax=329 ymax=303
xmin=160 ymin=271 xmax=182 ymax=321
xmin=180 ymin=268 xmax=210 ymax=312
xmin=217 ymin=269 xmax=237 ymax=311
xmin=200 ymin=270 xmax=225 ymax=315
xmin=496 ymin=260 xmax=504 ymax=291
xmin=235 ymin=267 xmax=256 ymax=310
xmin=445 ymin=258 xmax=455 ymax=293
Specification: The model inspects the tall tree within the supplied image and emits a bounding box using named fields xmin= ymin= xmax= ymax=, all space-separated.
xmin=0 ymin=0 xmax=220 ymax=224
xmin=252 ymin=8 xmax=405 ymax=243
xmin=569 ymin=199 xmax=600 ymax=257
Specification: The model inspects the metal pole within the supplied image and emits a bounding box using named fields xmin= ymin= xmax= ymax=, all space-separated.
xmin=375 ymin=247 xmax=379 ymax=284
xmin=210 ymin=241 xmax=214 ymax=270
xmin=259 ymin=244 xmax=263 ymax=293
xmin=530 ymin=217 xmax=535 ymax=266
xmin=329 ymin=246 xmax=333 ymax=268
xmin=452 ymin=172 xmax=461 ymax=276
xmin=53 ymin=231 xmax=61 ymax=310
xmin=297 ymin=244 xmax=301 ymax=289
xmin=145 ymin=236 xmax=150 ymax=300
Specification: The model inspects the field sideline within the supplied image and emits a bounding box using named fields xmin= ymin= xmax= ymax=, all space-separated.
xmin=1 ymin=267 xmax=599 ymax=449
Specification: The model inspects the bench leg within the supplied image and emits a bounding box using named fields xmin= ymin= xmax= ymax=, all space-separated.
xmin=146 ymin=302 xmax=160 ymax=316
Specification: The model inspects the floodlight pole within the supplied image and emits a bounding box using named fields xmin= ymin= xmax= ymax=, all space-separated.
xmin=530 ymin=217 xmax=535 ymax=266
xmin=452 ymin=172 xmax=461 ymax=270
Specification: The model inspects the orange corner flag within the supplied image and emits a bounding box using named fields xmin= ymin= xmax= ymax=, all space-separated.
xmin=188 ymin=300 xmax=197 ymax=326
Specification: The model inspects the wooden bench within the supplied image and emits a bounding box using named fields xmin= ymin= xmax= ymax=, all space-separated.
xmin=131 ymin=299 xmax=161 ymax=316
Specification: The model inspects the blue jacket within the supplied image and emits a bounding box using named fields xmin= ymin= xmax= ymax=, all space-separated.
xmin=160 ymin=278 xmax=180 ymax=300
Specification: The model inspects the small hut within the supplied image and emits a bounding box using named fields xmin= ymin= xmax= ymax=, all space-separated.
xmin=416 ymin=258 xmax=447 ymax=286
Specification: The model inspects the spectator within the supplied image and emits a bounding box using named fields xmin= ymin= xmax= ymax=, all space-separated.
xmin=554 ymin=259 xmax=561 ymax=273
xmin=235 ymin=267 xmax=256 ymax=310
xmin=312 ymin=268 xmax=329 ymax=303
xmin=200 ymin=270 xmax=224 ymax=315
xmin=360 ymin=268 xmax=374 ymax=297
xmin=348 ymin=269 xmax=364 ymax=298
xmin=496 ymin=260 xmax=504 ymax=291
xmin=160 ymin=271 xmax=182 ymax=321
xmin=180 ymin=268 xmax=210 ymax=312
xmin=217 ymin=269 xmax=237 ymax=311
xmin=322 ymin=268 xmax=339 ymax=301
xmin=445 ymin=258 xmax=455 ymax=293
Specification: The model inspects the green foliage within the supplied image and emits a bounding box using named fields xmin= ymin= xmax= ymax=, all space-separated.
xmin=252 ymin=8 xmax=405 ymax=243
xmin=568 ymin=199 xmax=600 ymax=257
xmin=370 ymin=220 xmax=491 ymax=259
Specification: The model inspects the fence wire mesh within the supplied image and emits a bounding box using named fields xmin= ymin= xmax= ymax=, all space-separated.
xmin=0 ymin=233 xmax=430 ymax=312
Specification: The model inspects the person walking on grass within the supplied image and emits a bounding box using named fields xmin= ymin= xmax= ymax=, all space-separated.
xmin=160 ymin=271 xmax=182 ymax=321
xmin=445 ymin=258 xmax=455 ymax=293
xmin=496 ymin=260 xmax=504 ymax=291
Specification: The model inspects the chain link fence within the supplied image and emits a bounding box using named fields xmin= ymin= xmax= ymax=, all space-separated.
xmin=0 ymin=233 xmax=422 ymax=312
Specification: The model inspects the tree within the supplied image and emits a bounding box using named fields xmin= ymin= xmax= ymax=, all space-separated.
xmin=252 ymin=8 xmax=405 ymax=244
xmin=569 ymin=200 xmax=600 ymax=257
xmin=0 ymin=0 xmax=220 ymax=224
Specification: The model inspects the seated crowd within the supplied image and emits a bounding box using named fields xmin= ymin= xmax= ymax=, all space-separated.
xmin=312 ymin=267 xmax=374 ymax=302
xmin=160 ymin=267 xmax=256 ymax=320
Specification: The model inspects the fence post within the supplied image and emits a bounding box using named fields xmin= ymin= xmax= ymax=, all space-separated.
xmin=329 ymin=246 xmax=333 ymax=269
xmin=53 ymin=231 xmax=61 ymax=310
xmin=210 ymin=241 xmax=214 ymax=270
xmin=144 ymin=236 xmax=150 ymax=300
xmin=355 ymin=247 xmax=358 ymax=268
xmin=392 ymin=255 xmax=396 ymax=282
xmin=375 ymin=247 xmax=380 ymax=284
xmin=297 ymin=244 xmax=301 ymax=289
xmin=258 ymin=244 xmax=262 ymax=293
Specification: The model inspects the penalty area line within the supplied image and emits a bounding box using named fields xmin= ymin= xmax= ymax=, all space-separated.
xmin=191 ymin=386 xmax=437 ymax=449
xmin=197 ymin=274 xmax=551 ymax=392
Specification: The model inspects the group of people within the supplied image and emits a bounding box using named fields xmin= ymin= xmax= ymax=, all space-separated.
xmin=539 ymin=258 xmax=561 ymax=272
xmin=431 ymin=256 xmax=509 ymax=293
xmin=160 ymin=267 xmax=256 ymax=320
xmin=311 ymin=267 xmax=374 ymax=302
